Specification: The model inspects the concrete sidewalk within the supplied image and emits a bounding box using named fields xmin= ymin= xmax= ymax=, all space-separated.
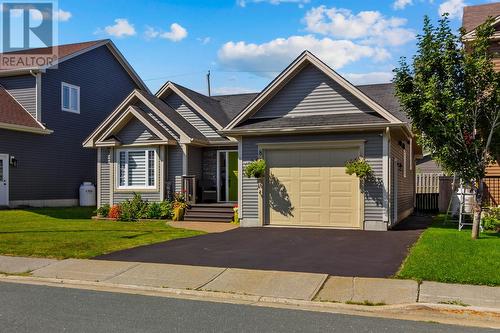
xmin=1 ymin=255 xmax=499 ymax=308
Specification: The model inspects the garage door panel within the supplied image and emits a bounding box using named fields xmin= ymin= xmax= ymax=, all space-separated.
xmin=301 ymin=180 xmax=321 ymax=192
xmin=267 ymin=147 xmax=361 ymax=229
xmin=300 ymin=168 xmax=322 ymax=177
xmin=300 ymin=196 xmax=321 ymax=208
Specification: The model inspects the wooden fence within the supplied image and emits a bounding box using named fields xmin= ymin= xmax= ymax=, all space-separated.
xmin=416 ymin=173 xmax=443 ymax=212
xmin=484 ymin=176 xmax=500 ymax=207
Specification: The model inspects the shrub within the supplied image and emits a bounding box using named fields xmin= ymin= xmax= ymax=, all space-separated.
xmin=145 ymin=202 xmax=162 ymax=219
xmin=482 ymin=207 xmax=500 ymax=231
xmin=244 ymin=159 xmax=266 ymax=178
xmin=95 ymin=204 xmax=110 ymax=217
xmin=119 ymin=193 xmax=149 ymax=222
xmin=108 ymin=205 xmax=121 ymax=219
xmin=142 ymin=201 xmax=174 ymax=220
xmin=345 ymin=157 xmax=372 ymax=179
xmin=159 ymin=201 xmax=173 ymax=219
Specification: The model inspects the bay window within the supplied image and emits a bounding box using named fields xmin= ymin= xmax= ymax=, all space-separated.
xmin=116 ymin=148 xmax=157 ymax=189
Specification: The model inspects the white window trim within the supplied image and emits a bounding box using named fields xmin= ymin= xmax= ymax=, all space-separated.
xmin=115 ymin=148 xmax=157 ymax=190
xmin=61 ymin=82 xmax=80 ymax=114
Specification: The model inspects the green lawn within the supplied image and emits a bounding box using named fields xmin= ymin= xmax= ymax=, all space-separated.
xmin=397 ymin=214 xmax=500 ymax=286
xmin=0 ymin=207 xmax=205 ymax=259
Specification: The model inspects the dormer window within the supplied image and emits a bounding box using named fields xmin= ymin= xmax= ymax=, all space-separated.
xmin=61 ymin=82 xmax=80 ymax=113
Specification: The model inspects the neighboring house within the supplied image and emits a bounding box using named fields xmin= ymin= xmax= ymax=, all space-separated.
xmin=85 ymin=51 xmax=416 ymax=231
xmin=463 ymin=3 xmax=500 ymax=206
xmin=416 ymin=155 xmax=443 ymax=175
xmin=0 ymin=40 xmax=148 ymax=207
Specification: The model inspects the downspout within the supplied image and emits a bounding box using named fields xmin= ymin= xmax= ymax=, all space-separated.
xmin=383 ymin=126 xmax=391 ymax=227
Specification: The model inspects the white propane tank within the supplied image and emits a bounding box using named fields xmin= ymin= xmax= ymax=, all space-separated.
xmin=79 ymin=182 xmax=96 ymax=206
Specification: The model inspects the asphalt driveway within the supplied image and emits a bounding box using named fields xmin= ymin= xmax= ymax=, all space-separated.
xmin=95 ymin=216 xmax=430 ymax=278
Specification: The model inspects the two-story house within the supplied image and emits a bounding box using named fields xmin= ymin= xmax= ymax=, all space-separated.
xmin=463 ymin=3 xmax=500 ymax=206
xmin=0 ymin=39 xmax=148 ymax=207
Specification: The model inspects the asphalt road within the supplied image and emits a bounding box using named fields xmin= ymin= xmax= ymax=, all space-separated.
xmin=0 ymin=282 xmax=495 ymax=333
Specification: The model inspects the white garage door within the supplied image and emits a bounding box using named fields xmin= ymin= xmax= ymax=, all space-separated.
xmin=265 ymin=147 xmax=361 ymax=228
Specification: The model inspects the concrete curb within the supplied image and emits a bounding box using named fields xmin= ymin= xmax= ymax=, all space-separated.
xmin=1 ymin=256 xmax=499 ymax=314
xmin=0 ymin=274 xmax=499 ymax=329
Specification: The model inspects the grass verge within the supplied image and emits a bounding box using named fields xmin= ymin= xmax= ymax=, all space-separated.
xmin=0 ymin=207 xmax=205 ymax=259
xmin=397 ymin=214 xmax=500 ymax=286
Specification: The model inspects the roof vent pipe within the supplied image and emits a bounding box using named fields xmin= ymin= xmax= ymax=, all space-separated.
xmin=206 ymin=70 xmax=211 ymax=96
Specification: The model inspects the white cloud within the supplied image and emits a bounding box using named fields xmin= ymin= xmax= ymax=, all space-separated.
xmin=303 ymin=6 xmax=415 ymax=46
xmin=145 ymin=23 xmax=187 ymax=42
xmin=438 ymin=0 xmax=467 ymax=19
xmin=29 ymin=8 xmax=71 ymax=21
xmin=197 ymin=37 xmax=211 ymax=45
xmin=237 ymin=0 xmax=310 ymax=7
xmin=393 ymin=0 xmax=413 ymax=10
xmin=213 ymin=86 xmax=257 ymax=95
xmin=342 ymin=71 xmax=394 ymax=85
xmin=54 ymin=9 xmax=71 ymax=21
xmin=218 ymin=35 xmax=390 ymax=76
xmin=161 ymin=23 xmax=188 ymax=42
xmin=103 ymin=18 xmax=136 ymax=38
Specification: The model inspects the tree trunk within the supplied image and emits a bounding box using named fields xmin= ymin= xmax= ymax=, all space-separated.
xmin=471 ymin=180 xmax=484 ymax=240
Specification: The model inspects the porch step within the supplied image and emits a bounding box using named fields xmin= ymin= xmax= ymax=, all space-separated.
xmin=184 ymin=204 xmax=235 ymax=223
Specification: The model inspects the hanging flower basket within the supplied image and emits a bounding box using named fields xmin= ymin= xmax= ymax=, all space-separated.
xmin=244 ymin=158 xmax=267 ymax=179
xmin=345 ymin=157 xmax=372 ymax=179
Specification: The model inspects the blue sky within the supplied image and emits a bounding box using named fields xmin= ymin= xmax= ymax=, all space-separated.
xmin=47 ymin=0 xmax=487 ymax=93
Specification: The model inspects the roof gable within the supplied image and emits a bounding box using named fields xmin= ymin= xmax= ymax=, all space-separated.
xmin=250 ymin=64 xmax=375 ymax=119
xmin=156 ymin=82 xmax=225 ymax=129
xmin=224 ymin=51 xmax=401 ymax=131
xmin=83 ymin=89 xmax=207 ymax=148
xmin=162 ymin=91 xmax=222 ymax=139
xmin=95 ymin=105 xmax=174 ymax=146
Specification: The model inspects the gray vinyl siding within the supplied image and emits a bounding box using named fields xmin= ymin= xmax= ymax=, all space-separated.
xmin=240 ymin=132 xmax=384 ymax=224
xmin=168 ymin=143 xmax=184 ymax=193
xmin=0 ymin=45 xmax=138 ymax=203
xmin=162 ymin=93 xmax=221 ymax=138
xmin=0 ymin=75 xmax=36 ymax=118
xmin=36 ymin=45 xmax=137 ymax=201
xmin=391 ymin=132 xmax=415 ymax=223
xmin=252 ymin=64 xmax=372 ymax=119
xmin=146 ymin=110 xmax=179 ymax=140
xmin=116 ymin=117 xmax=159 ymax=144
xmin=99 ymin=148 xmax=111 ymax=206
xmin=113 ymin=192 xmax=161 ymax=204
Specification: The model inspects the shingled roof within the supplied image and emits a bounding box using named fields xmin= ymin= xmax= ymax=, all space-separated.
xmin=462 ymin=3 xmax=500 ymax=32
xmin=0 ymin=86 xmax=46 ymax=132
xmin=356 ymin=83 xmax=408 ymax=122
xmin=0 ymin=40 xmax=105 ymax=71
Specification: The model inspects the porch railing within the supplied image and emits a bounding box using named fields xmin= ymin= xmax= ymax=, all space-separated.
xmin=181 ymin=176 xmax=196 ymax=205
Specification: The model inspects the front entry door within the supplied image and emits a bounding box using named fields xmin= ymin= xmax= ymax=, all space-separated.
xmin=217 ymin=150 xmax=238 ymax=202
xmin=0 ymin=154 xmax=9 ymax=206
